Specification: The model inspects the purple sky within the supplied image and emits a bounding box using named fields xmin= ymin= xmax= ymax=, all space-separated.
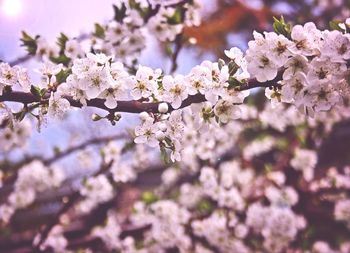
xmin=0 ymin=0 xmax=115 ymax=61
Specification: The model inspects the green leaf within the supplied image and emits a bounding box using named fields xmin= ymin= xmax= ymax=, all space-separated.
xmin=30 ymin=85 xmax=42 ymax=99
xmin=55 ymin=69 xmax=72 ymax=84
xmin=197 ymin=199 xmax=213 ymax=213
xmin=93 ymin=23 xmax=105 ymax=39
xmin=50 ymin=54 xmax=71 ymax=66
xmin=57 ymin=32 xmax=69 ymax=53
xmin=13 ymin=110 xmax=26 ymax=122
xmin=218 ymin=58 xmax=225 ymax=70
xmin=53 ymin=146 xmax=61 ymax=155
xmin=329 ymin=20 xmax=344 ymax=31
xmin=160 ymin=145 xmax=170 ymax=164
xmin=40 ymin=88 xmax=47 ymax=97
xmin=228 ymin=60 xmax=239 ymax=76
xmin=272 ymin=16 xmax=291 ymax=39
xmin=167 ymin=7 xmax=183 ymax=25
xmin=141 ymin=191 xmax=158 ymax=205
xmin=165 ymin=44 xmax=173 ymax=56
xmin=121 ymin=141 xmax=135 ymax=153
xmin=113 ymin=3 xmax=127 ymax=22
xmin=227 ymin=76 xmax=241 ymax=90
xmin=20 ymin=31 xmax=39 ymax=55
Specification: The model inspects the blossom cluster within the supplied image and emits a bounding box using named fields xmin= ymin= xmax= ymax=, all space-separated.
xmin=246 ymin=23 xmax=350 ymax=116
xmin=30 ymin=0 xmax=201 ymax=66
xmin=0 ymin=160 xmax=65 ymax=223
xmin=76 ymin=141 xmax=137 ymax=213
xmin=2 ymin=20 xmax=350 ymax=163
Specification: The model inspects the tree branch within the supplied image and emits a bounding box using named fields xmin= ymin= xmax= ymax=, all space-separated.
xmin=0 ymin=73 xmax=281 ymax=115
xmin=33 ymin=160 xmax=115 ymax=251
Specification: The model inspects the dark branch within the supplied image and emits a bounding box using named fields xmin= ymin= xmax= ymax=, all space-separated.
xmin=33 ymin=160 xmax=115 ymax=251
xmin=0 ymin=73 xmax=281 ymax=115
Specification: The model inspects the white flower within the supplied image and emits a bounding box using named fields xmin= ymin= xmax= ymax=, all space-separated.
xmin=186 ymin=65 xmax=211 ymax=95
xmin=262 ymin=207 xmax=299 ymax=252
xmin=79 ymin=67 xmax=110 ymax=99
xmin=100 ymin=86 xmax=127 ymax=109
xmin=40 ymin=225 xmax=68 ymax=252
xmin=214 ymin=100 xmax=241 ymax=123
xmin=217 ymin=187 xmax=244 ymax=210
xmin=65 ymin=39 xmax=84 ymax=58
xmin=36 ymin=37 xmax=59 ymax=58
xmin=265 ymin=186 xmax=299 ymax=206
xmin=134 ymin=118 xmax=159 ymax=147
xmin=283 ymin=55 xmax=309 ymax=80
xmin=201 ymin=61 xmax=228 ymax=103
xmin=334 ymin=199 xmax=350 ymax=228
xmin=71 ymin=57 xmax=95 ymax=78
xmin=0 ymin=63 xmax=32 ymax=94
xmin=166 ymin=110 xmax=184 ymax=139
xmin=264 ymin=32 xmax=292 ymax=66
xmin=190 ymin=101 xmax=216 ymax=131
xmin=312 ymin=241 xmax=334 ymax=253
xmin=161 ymin=167 xmax=179 ymax=185
xmin=130 ymin=66 xmax=161 ymax=100
xmin=307 ymin=58 xmax=346 ymax=86
xmin=224 ymin=47 xmax=245 ymax=65
xmin=92 ymin=213 xmax=122 ymax=250
xmin=103 ymin=141 xmax=122 ymax=164
xmin=48 ymin=92 xmax=70 ymax=119
xmin=321 ymin=30 xmax=350 ymax=62
xmin=87 ymin=52 xmax=112 ymax=65
xmin=147 ymin=13 xmax=183 ymax=42
xmin=111 ymin=163 xmax=136 ymax=183
xmin=281 ymin=72 xmax=308 ymax=103
xmin=290 ymin=148 xmax=317 ymax=181
xmin=80 ymin=175 xmax=114 ymax=203
xmin=0 ymin=205 xmax=15 ymax=224
xmin=307 ymin=83 xmax=341 ymax=112
xmin=8 ymin=188 xmax=36 ymax=208
xmin=39 ymin=61 xmax=63 ymax=78
xmin=246 ymin=50 xmax=278 ymax=82
xmin=162 ymin=75 xmax=189 ymax=109
xmin=289 ymin=22 xmax=322 ymax=56
xmin=100 ymin=62 xmax=129 ymax=109
xmin=105 ymin=21 xmax=129 ymax=44
xmin=199 ymin=166 xmax=218 ymax=191
xmin=0 ymin=63 xmax=17 ymax=91
xmin=13 ymin=66 xmax=31 ymax=92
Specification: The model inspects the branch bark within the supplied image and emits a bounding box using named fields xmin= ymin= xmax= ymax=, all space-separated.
xmin=0 ymin=73 xmax=281 ymax=115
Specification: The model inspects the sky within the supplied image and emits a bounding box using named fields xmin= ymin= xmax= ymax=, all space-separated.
xmin=0 ymin=0 xmax=117 ymax=61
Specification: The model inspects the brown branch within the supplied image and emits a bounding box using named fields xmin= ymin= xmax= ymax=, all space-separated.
xmin=33 ymin=160 xmax=115 ymax=251
xmin=0 ymin=73 xmax=281 ymax=115
xmin=0 ymin=133 xmax=128 ymax=190
xmin=43 ymin=133 xmax=128 ymax=165
xmin=169 ymin=34 xmax=184 ymax=74
xmin=8 ymin=55 xmax=32 ymax=66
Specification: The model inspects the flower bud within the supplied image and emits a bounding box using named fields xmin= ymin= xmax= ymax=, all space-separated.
xmin=155 ymin=130 xmax=166 ymax=141
xmin=139 ymin=112 xmax=150 ymax=121
xmin=92 ymin=113 xmax=102 ymax=121
xmin=158 ymin=102 xmax=169 ymax=113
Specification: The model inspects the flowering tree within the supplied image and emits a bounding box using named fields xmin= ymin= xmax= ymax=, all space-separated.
xmin=1 ymin=0 xmax=350 ymax=252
